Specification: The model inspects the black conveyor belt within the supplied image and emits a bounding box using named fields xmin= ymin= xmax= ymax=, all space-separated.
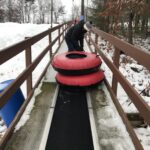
xmin=45 ymin=86 xmax=94 ymax=150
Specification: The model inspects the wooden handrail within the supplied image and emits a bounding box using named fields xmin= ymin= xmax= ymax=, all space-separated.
xmin=86 ymin=27 xmax=150 ymax=150
xmin=87 ymin=35 xmax=150 ymax=125
xmin=92 ymin=28 xmax=150 ymax=71
xmin=0 ymin=30 xmax=61 ymax=109
xmin=0 ymin=24 xmax=65 ymax=65
xmin=0 ymin=21 xmax=71 ymax=149
xmin=104 ymin=79 xmax=144 ymax=150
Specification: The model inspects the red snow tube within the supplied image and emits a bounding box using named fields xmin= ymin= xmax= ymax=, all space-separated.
xmin=52 ymin=51 xmax=102 ymax=75
xmin=56 ymin=70 xmax=105 ymax=87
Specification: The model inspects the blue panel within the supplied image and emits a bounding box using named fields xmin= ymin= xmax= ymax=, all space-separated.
xmin=0 ymin=79 xmax=25 ymax=127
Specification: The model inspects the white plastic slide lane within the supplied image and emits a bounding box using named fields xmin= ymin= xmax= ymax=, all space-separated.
xmin=38 ymin=86 xmax=59 ymax=150
xmin=39 ymin=86 xmax=101 ymax=150
xmin=86 ymin=92 xmax=101 ymax=150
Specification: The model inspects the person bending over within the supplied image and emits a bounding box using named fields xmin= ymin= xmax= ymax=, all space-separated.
xmin=65 ymin=21 xmax=92 ymax=51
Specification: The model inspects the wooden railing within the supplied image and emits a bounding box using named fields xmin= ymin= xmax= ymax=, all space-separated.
xmin=0 ymin=21 xmax=71 ymax=149
xmin=86 ymin=28 xmax=150 ymax=150
xmin=0 ymin=22 xmax=149 ymax=149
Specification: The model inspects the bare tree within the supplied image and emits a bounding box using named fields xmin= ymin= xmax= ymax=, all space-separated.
xmin=37 ymin=0 xmax=52 ymax=24
xmin=0 ymin=0 xmax=6 ymax=22
xmin=24 ymin=0 xmax=38 ymax=23
xmin=53 ymin=0 xmax=65 ymax=23
xmin=98 ymin=0 xmax=147 ymax=43
xmin=5 ymin=0 xmax=23 ymax=22
xmin=0 ymin=0 xmax=66 ymax=24
xmin=72 ymin=4 xmax=80 ymax=20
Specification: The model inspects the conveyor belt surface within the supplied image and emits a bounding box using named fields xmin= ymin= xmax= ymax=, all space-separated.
xmin=45 ymin=86 xmax=94 ymax=150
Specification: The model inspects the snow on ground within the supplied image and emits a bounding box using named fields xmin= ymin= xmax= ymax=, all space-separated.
xmin=0 ymin=23 xmax=59 ymax=136
xmin=93 ymin=83 xmax=135 ymax=150
xmin=14 ymin=81 xmax=42 ymax=132
xmin=98 ymin=37 xmax=150 ymax=112
xmin=98 ymin=36 xmax=150 ymax=149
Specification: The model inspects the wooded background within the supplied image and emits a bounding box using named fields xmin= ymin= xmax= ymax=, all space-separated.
xmin=0 ymin=0 xmax=149 ymax=44
xmin=88 ymin=0 xmax=150 ymax=44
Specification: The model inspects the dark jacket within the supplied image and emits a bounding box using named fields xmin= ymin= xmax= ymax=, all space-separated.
xmin=65 ymin=20 xmax=87 ymax=51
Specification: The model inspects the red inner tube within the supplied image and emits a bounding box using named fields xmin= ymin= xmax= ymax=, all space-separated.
xmin=56 ymin=70 xmax=105 ymax=87
xmin=52 ymin=51 xmax=102 ymax=71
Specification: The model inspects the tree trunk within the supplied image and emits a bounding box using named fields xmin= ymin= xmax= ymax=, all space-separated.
xmin=22 ymin=0 xmax=25 ymax=23
xmin=54 ymin=12 xmax=58 ymax=23
xmin=105 ymin=16 xmax=109 ymax=33
xmin=42 ymin=13 xmax=45 ymax=23
xmin=8 ymin=0 xmax=12 ymax=22
xmin=145 ymin=18 xmax=148 ymax=38
xmin=141 ymin=17 xmax=146 ymax=37
xmin=81 ymin=0 xmax=84 ymax=17
xmin=128 ymin=12 xmax=134 ymax=44
xmin=121 ymin=18 xmax=125 ymax=37
xmin=134 ymin=15 xmax=140 ymax=34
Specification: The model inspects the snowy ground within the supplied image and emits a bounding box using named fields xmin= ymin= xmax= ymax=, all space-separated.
xmin=97 ymin=36 xmax=150 ymax=149
xmin=97 ymin=37 xmax=150 ymax=113
xmin=0 ymin=22 xmax=58 ymax=135
xmin=0 ymin=23 xmax=150 ymax=149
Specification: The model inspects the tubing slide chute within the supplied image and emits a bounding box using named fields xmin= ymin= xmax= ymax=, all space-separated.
xmin=43 ymin=51 xmax=104 ymax=150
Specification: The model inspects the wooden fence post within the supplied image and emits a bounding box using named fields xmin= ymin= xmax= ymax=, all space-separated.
xmin=49 ymin=32 xmax=52 ymax=58
xmin=95 ymin=33 xmax=98 ymax=44
xmin=88 ymin=31 xmax=91 ymax=45
xmin=62 ymin=25 xmax=64 ymax=40
xmin=25 ymin=37 xmax=32 ymax=96
xmin=95 ymin=33 xmax=98 ymax=53
xmin=112 ymin=47 xmax=120 ymax=95
xmin=58 ymin=27 xmax=61 ymax=45
xmin=65 ymin=24 xmax=67 ymax=35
